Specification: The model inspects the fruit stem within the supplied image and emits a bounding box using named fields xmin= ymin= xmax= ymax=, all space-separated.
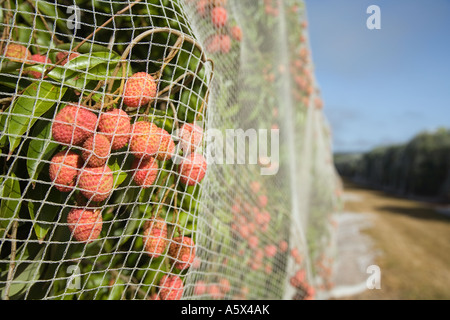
xmin=3 ymin=219 xmax=18 ymax=300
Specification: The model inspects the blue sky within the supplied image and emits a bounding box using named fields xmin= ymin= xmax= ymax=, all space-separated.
xmin=304 ymin=0 xmax=450 ymax=153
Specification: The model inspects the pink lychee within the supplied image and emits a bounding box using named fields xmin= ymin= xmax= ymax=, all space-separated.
xmin=123 ymin=72 xmax=157 ymax=109
xmin=97 ymin=109 xmax=131 ymax=150
xmin=81 ymin=134 xmax=111 ymax=167
xmin=77 ymin=165 xmax=114 ymax=202
xmin=158 ymin=275 xmax=184 ymax=300
xmin=178 ymin=153 xmax=207 ymax=186
xmin=131 ymin=157 xmax=159 ymax=188
xmin=51 ymin=104 xmax=98 ymax=146
xmin=67 ymin=208 xmax=102 ymax=243
xmin=49 ymin=150 xmax=82 ymax=192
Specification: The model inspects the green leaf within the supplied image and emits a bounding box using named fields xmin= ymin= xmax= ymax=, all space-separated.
xmin=0 ymin=173 xmax=22 ymax=238
xmin=27 ymin=183 xmax=62 ymax=241
xmin=26 ymin=118 xmax=59 ymax=182
xmin=0 ymin=246 xmax=44 ymax=299
xmin=108 ymin=160 xmax=128 ymax=189
xmin=7 ymin=82 xmax=65 ymax=154
xmin=34 ymin=0 xmax=70 ymax=35
xmin=63 ymin=52 xmax=121 ymax=73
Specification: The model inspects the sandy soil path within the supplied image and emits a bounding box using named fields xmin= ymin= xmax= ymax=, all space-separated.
xmin=331 ymin=180 xmax=450 ymax=300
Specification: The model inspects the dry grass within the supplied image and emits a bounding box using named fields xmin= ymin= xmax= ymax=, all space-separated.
xmin=340 ymin=180 xmax=450 ymax=300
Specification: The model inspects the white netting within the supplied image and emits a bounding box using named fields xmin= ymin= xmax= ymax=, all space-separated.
xmin=0 ymin=0 xmax=342 ymax=300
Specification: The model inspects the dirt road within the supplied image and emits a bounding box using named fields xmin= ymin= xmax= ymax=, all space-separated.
xmin=336 ymin=180 xmax=450 ymax=300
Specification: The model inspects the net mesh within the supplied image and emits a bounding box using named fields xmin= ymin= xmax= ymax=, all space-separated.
xmin=0 ymin=0 xmax=342 ymax=300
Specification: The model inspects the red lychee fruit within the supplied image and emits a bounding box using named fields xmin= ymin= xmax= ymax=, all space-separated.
xmin=26 ymin=54 xmax=52 ymax=79
xmin=81 ymin=134 xmax=111 ymax=167
xmin=178 ymin=123 xmax=203 ymax=154
xmin=250 ymin=181 xmax=261 ymax=194
xmin=123 ymin=72 xmax=157 ymax=109
xmin=205 ymin=34 xmax=221 ymax=53
xmin=129 ymin=121 xmax=159 ymax=158
xmin=219 ymin=278 xmax=231 ymax=294
xmin=290 ymin=269 xmax=306 ymax=288
xmin=208 ymin=284 xmax=225 ymax=299
xmin=158 ymin=275 xmax=184 ymax=300
xmin=153 ymin=127 xmax=175 ymax=161
xmin=211 ymin=6 xmax=228 ymax=28
xmin=279 ymin=240 xmax=288 ymax=252
xmin=264 ymin=244 xmax=277 ymax=258
xmin=49 ymin=150 xmax=82 ymax=192
xmin=168 ymin=236 xmax=196 ymax=270
xmin=51 ymin=104 xmax=98 ymax=146
xmin=131 ymin=157 xmax=158 ymax=188
xmin=143 ymin=217 xmax=168 ymax=258
xmin=230 ymin=25 xmax=243 ymax=41
xmin=258 ymin=195 xmax=268 ymax=207
xmin=129 ymin=121 xmax=174 ymax=161
xmin=3 ymin=43 xmax=31 ymax=63
xmin=194 ymin=281 xmax=207 ymax=296
xmin=248 ymin=235 xmax=259 ymax=249
xmin=97 ymin=109 xmax=131 ymax=150
xmin=55 ymin=51 xmax=80 ymax=65
xmin=206 ymin=34 xmax=232 ymax=54
xmin=219 ymin=34 xmax=231 ymax=53
xmin=196 ymin=0 xmax=209 ymax=16
xmin=178 ymin=153 xmax=207 ymax=186
xmin=67 ymin=208 xmax=102 ymax=243
xmin=78 ymin=165 xmax=114 ymax=202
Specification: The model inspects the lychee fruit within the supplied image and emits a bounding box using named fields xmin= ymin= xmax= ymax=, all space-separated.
xmin=123 ymin=72 xmax=157 ymax=109
xmin=131 ymin=157 xmax=159 ymax=188
xmin=129 ymin=121 xmax=174 ymax=161
xmin=55 ymin=51 xmax=80 ymax=65
xmin=219 ymin=278 xmax=231 ymax=294
xmin=211 ymin=7 xmax=228 ymax=28
xmin=49 ymin=150 xmax=82 ymax=192
xmin=178 ymin=153 xmax=207 ymax=186
xmin=196 ymin=0 xmax=209 ymax=17
xmin=78 ymin=165 xmax=114 ymax=202
xmin=158 ymin=275 xmax=184 ymax=300
xmin=81 ymin=134 xmax=111 ymax=167
xmin=153 ymin=127 xmax=175 ymax=161
xmin=194 ymin=281 xmax=207 ymax=296
xmin=143 ymin=217 xmax=168 ymax=258
xmin=26 ymin=54 xmax=52 ymax=79
xmin=231 ymin=25 xmax=243 ymax=41
xmin=205 ymin=34 xmax=221 ymax=53
xmin=97 ymin=109 xmax=131 ymax=150
xmin=264 ymin=244 xmax=277 ymax=258
xmin=67 ymin=208 xmax=102 ymax=243
xmin=51 ymin=104 xmax=98 ymax=146
xmin=208 ymin=284 xmax=224 ymax=299
xmin=279 ymin=240 xmax=288 ymax=252
xmin=168 ymin=236 xmax=196 ymax=270
xmin=3 ymin=43 xmax=31 ymax=63
xmin=219 ymin=34 xmax=231 ymax=53
xmin=205 ymin=34 xmax=231 ymax=54
xmin=178 ymin=123 xmax=203 ymax=154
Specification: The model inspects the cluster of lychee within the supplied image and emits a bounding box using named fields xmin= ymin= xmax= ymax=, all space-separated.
xmin=193 ymin=277 xmax=232 ymax=299
xmin=228 ymin=181 xmax=285 ymax=274
xmin=47 ymin=70 xmax=207 ymax=243
xmin=142 ymin=217 xmax=197 ymax=300
xmin=288 ymin=247 xmax=315 ymax=300
xmin=191 ymin=0 xmax=242 ymax=54
xmin=2 ymin=43 xmax=81 ymax=79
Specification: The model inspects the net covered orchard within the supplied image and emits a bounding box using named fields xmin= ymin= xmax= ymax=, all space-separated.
xmin=0 ymin=0 xmax=341 ymax=300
